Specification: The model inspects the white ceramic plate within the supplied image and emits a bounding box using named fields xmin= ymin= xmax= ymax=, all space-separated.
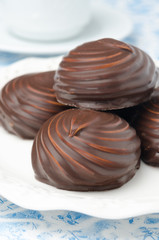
xmin=0 ymin=57 xmax=159 ymax=220
xmin=0 ymin=2 xmax=133 ymax=55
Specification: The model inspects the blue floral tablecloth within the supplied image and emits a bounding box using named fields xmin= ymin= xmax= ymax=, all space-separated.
xmin=1 ymin=196 xmax=159 ymax=240
xmin=1 ymin=0 xmax=159 ymax=239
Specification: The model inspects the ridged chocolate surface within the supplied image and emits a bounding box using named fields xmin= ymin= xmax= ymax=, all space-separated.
xmin=0 ymin=71 xmax=67 ymax=139
xmin=109 ymin=104 xmax=142 ymax=127
xmin=54 ymin=38 xmax=158 ymax=110
xmin=136 ymin=99 xmax=159 ymax=166
xmin=32 ymin=109 xmax=141 ymax=191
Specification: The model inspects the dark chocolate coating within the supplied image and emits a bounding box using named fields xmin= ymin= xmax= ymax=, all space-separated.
xmin=0 ymin=71 xmax=67 ymax=139
xmin=54 ymin=38 xmax=158 ymax=110
xmin=32 ymin=109 xmax=141 ymax=191
xmin=136 ymin=99 xmax=159 ymax=166
xmin=109 ymin=104 xmax=142 ymax=127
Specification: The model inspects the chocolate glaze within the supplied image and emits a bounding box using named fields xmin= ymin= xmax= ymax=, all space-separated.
xmin=0 ymin=71 xmax=67 ymax=139
xmin=109 ymin=104 xmax=142 ymax=127
xmin=32 ymin=109 xmax=141 ymax=191
xmin=54 ymin=38 xmax=158 ymax=110
xmin=136 ymin=99 xmax=159 ymax=166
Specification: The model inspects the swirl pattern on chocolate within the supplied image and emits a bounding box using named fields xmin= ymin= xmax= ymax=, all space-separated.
xmin=136 ymin=99 xmax=159 ymax=166
xmin=54 ymin=38 xmax=158 ymax=110
xmin=32 ymin=109 xmax=141 ymax=191
xmin=0 ymin=71 xmax=67 ymax=139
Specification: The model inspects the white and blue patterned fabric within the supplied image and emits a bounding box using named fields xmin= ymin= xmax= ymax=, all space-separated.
xmin=0 ymin=0 xmax=159 ymax=239
xmin=0 ymin=196 xmax=159 ymax=240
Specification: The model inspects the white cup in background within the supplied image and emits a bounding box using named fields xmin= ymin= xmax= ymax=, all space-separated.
xmin=1 ymin=0 xmax=91 ymax=41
